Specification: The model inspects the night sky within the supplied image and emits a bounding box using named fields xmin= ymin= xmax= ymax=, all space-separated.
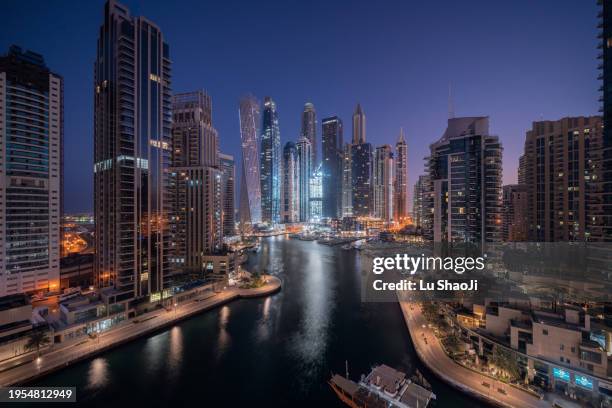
xmin=2 ymin=0 xmax=600 ymax=213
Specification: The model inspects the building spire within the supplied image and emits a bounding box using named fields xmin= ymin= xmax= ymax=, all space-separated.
xmin=398 ymin=127 xmax=405 ymax=143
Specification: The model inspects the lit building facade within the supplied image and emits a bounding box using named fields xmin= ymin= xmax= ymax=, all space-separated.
xmin=260 ymin=96 xmax=281 ymax=224
xmin=296 ymin=137 xmax=312 ymax=222
xmin=301 ymin=102 xmax=317 ymax=167
xmin=322 ymin=116 xmax=343 ymax=219
xmin=372 ymin=145 xmax=394 ymax=222
xmin=352 ymin=103 xmax=366 ymax=144
xmin=219 ymin=153 xmax=235 ymax=237
xmin=309 ymin=164 xmax=323 ymax=222
xmin=281 ymin=142 xmax=299 ymax=223
xmin=502 ymin=184 xmax=527 ymax=241
xmin=412 ymin=175 xmax=428 ymax=230
xmin=0 ymin=46 xmax=62 ymax=296
xmin=342 ymin=143 xmax=353 ymax=217
xmin=238 ymin=94 xmax=261 ymax=226
xmin=521 ymin=117 xmax=602 ymax=241
xmin=425 ymin=117 xmax=503 ymax=245
xmin=394 ymin=128 xmax=409 ymax=222
xmin=94 ymin=0 xmax=172 ymax=299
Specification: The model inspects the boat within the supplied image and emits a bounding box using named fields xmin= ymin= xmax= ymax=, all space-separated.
xmin=329 ymin=364 xmax=435 ymax=408
xmin=341 ymin=244 xmax=352 ymax=250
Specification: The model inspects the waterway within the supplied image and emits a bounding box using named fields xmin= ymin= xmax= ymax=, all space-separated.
xmin=33 ymin=236 xmax=488 ymax=407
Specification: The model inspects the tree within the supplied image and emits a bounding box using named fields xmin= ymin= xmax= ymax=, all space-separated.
xmin=489 ymin=346 xmax=520 ymax=381
xmin=25 ymin=330 xmax=51 ymax=357
xmin=422 ymin=302 xmax=440 ymax=322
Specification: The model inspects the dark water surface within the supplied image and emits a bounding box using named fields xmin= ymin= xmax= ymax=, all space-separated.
xmin=33 ymin=236 xmax=488 ymax=407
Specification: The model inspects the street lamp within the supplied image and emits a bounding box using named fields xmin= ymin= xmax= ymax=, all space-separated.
xmin=174 ymin=303 xmax=178 ymax=318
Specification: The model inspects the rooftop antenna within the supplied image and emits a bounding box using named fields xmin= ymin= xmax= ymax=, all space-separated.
xmin=448 ymin=82 xmax=455 ymax=119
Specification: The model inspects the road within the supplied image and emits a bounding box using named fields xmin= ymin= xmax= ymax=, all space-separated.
xmin=0 ymin=276 xmax=281 ymax=386
xmin=399 ymin=300 xmax=550 ymax=408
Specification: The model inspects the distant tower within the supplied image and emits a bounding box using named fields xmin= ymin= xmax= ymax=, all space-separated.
xmin=373 ymin=145 xmax=394 ymax=222
xmin=322 ymin=116 xmax=343 ymax=219
xmin=352 ymin=103 xmax=366 ymax=144
xmin=301 ymin=103 xmax=317 ymax=166
xmin=394 ymin=128 xmax=409 ymax=222
xmin=219 ymin=153 xmax=236 ymax=237
xmin=238 ymin=94 xmax=262 ymax=226
xmin=260 ymin=97 xmax=282 ymax=224
xmin=296 ymin=137 xmax=312 ymax=222
xmin=281 ymin=142 xmax=299 ymax=223
xmin=342 ymin=143 xmax=353 ymax=218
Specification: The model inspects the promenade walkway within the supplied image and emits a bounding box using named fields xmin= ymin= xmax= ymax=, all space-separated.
xmin=399 ymin=300 xmax=550 ymax=408
xmin=0 ymin=276 xmax=281 ymax=386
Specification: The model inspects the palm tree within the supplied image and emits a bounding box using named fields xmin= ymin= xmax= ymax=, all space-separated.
xmin=25 ymin=330 xmax=51 ymax=357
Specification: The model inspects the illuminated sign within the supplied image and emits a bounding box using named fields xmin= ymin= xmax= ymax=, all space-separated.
xmin=574 ymin=375 xmax=593 ymax=390
xmin=553 ymin=367 xmax=570 ymax=382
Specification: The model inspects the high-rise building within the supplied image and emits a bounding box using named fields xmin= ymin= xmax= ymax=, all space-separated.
xmin=301 ymin=103 xmax=317 ymax=166
xmin=172 ymin=91 xmax=218 ymax=167
xmin=502 ymin=184 xmax=527 ymax=242
xmin=281 ymin=142 xmax=299 ymax=223
xmin=94 ymin=0 xmax=172 ymax=299
xmin=321 ymin=116 xmax=343 ymax=219
xmin=0 ymin=46 xmax=62 ymax=296
xmin=260 ymin=97 xmax=281 ymax=225
xmin=219 ymin=153 xmax=235 ymax=237
xmin=521 ymin=117 xmax=602 ymax=241
xmin=238 ymin=95 xmax=261 ymax=227
xmin=352 ymin=103 xmax=366 ymax=144
xmin=296 ymin=137 xmax=312 ymax=222
xmin=372 ymin=145 xmax=394 ymax=222
xmin=425 ymin=117 xmax=503 ymax=245
xmin=341 ymin=143 xmax=353 ymax=217
xmin=592 ymin=1 xmax=612 ymax=242
xmin=351 ymin=143 xmax=372 ymax=217
xmin=350 ymin=103 xmax=371 ymax=217
xmin=394 ymin=128 xmax=409 ymax=222
xmin=310 ymin=164 xmax=323 ymax=223
xmin=171 ymin=92 xmax=223 ymax=271
xmin=413 ymin=175 xmax=429 ymax=230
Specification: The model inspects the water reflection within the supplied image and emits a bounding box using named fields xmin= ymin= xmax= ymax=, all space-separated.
xmin=86 ymin=358 xmax=109 ymax=389
xmin=217 ymin=305 xmax=231 ymax=358
xmin=143 ymin=333 xmax=164 ymax=374
xmin=289 ymin=243 xmax=333 ymax=384
xmin=256 ymin=296 xmax=273 ymax=342
xmin=168 ymin=326 xmax=183 ymax=373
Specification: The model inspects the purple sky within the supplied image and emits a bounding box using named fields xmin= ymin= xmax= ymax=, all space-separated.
xmin=2 ymin=0 xmax=601 ymax=213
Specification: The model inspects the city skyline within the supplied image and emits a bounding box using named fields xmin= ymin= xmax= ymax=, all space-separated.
xmin=1 ymin=0 xmax=601 ymax=213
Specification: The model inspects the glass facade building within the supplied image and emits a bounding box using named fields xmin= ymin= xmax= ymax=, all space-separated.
xmin=94 ymin=0 xmax=172 ymax=300
xmin=260 ymin=97 xmax=281 ymax=224
xmin=238 ymin=94 xmax=261 ymax=226
xmin=321 ymin=116 xmax=343 ymax=219
xmin=301 ymin=103 xmax=317 ymax=167
xmin=296 ymin=137 xmax=312 ymax=222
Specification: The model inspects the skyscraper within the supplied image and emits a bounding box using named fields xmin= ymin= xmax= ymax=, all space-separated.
xmin=260 ymin=97 xmax=281 ymax=224
xmin=372 ymin=145 xmax=394 ymax=222
xmin=592 ymin=1 xmax=612 ymax=242
xmin=502 ymin=184 xmax=527 ymax=242
xmin=296 ymin=137 xmax=312 ymax=222
xmin=171 ymin=92 xmax=223 ymax=271
xmin=412 ymin=175 xmax=429 ymax=230
xmin=0 ymin=46 xmax=62 ymax=296
xmin=352 ymin=103 xmax=366 ymax=144
xmin=238 ymin=95 xmax=262 ymax=226
xmin=281 ymin=142 xmax=299 ymax=223
xmin=351 ymin=143 xmax=372 ymax=217
xmin=219 ymin=153 xmax=235 ymax=237
xmin=341 ymin=143 xmax=353 ymax=217
xmin=94 ymin=0 xmax=172 ymax=299
xmin=394 ymin=128 xmax=409 ymax=222
xmin=321 ymin=116 xmax=343 ymax=219
xmin=309 ymin=164 xmax=323 ymax=222
xmin=350 ymin=104 xmax=371 ymax=217
xmin=425 ymin=117 xmax=503 ymax=245
xmin=301 ymin=103 xmax=317 ymax=166
xmin=521 ymin=117 xmax=602 ymax=241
